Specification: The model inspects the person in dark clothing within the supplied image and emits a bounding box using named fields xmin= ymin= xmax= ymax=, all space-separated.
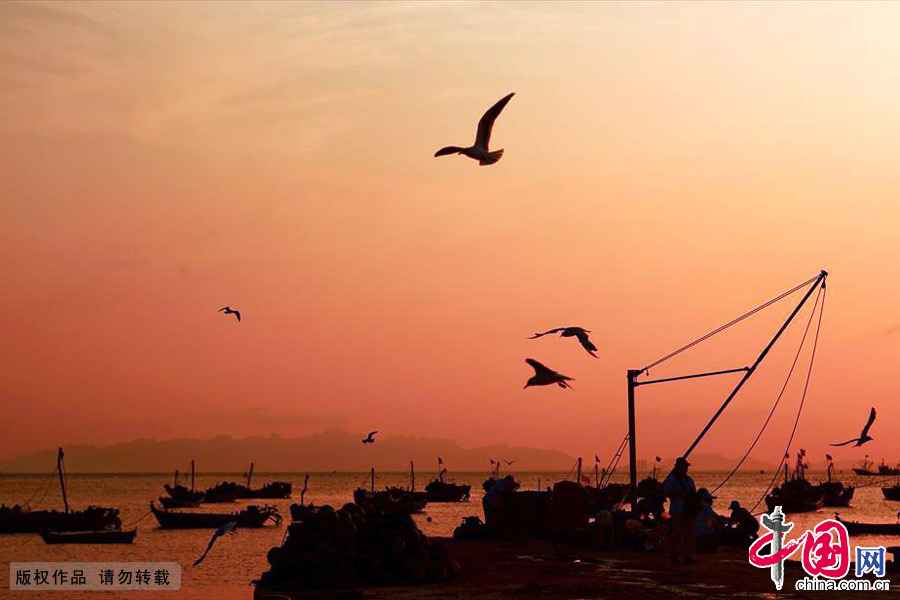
xmin=728 ymin=500 xmax=760 ymax=538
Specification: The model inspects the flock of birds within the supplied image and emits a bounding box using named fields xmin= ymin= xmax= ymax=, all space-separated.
xmin=217 ymin=92 xmax=598 ymax=393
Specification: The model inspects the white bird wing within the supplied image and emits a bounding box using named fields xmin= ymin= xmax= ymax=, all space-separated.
xmin=475 ymin=93 xmax=514 ymax=150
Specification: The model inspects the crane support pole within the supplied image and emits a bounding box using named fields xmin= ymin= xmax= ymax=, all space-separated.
xmin=627 ymin=369 xmax=640 ymax=509
xmin=683 ymin=270 xmax=827 ymax=458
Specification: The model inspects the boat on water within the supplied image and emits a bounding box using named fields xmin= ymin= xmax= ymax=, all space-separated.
xmin=852 ymin=457 xmax=900 ymax=476
xmin=882 ymin=485 xmax=900 ymax=501
xmin=200 ymin=481 xmax=241 ymax=503
xmin=0 ymin=448 xmax=123 ymax=534
xmin=836 ymin=514 xmax=900 ymax=536
xmin=162 ymin=461 xmax=204 ymax=505
xmin=816 ymin=460 xmax=854 ymax=507
xmin=425 ymin=458 xmax=470 ymax=502
xmin=233 ymin=463 xmax=292 ymax=499
xmin=149 ymin=502 xmax=281 ymax=529
xmin=353 ymin=468 xmax=427 ymax=515
xmin=765 ymin=462 xmax=824 ymax=514
xmin=40 ymin=528 xmax=137 ymax=544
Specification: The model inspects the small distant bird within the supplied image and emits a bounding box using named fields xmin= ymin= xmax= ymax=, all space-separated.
xmin=831 ymin=407 xmax=876 ymax=447
xmin=524 ymin=358 xmax=574 ymax=389
xmin=219 ymin=306 xmax=241 ymax=322
xmin=362 ymin=431 xmax=378 ymax=444
xmin=434 ymin=92 xmax=514 ymax=166
xmin=529 ymin=327 xmax=598 ymax=358
xmin=193 ymin=521 xmax=237 ymax=567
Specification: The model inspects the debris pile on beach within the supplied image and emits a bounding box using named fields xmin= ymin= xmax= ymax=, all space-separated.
xmin=256 ymin=503 xmax=459 ymax=592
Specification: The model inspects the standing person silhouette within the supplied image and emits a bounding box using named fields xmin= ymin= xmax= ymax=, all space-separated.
xmin=664 ymin=457 xmax=699 ymax=564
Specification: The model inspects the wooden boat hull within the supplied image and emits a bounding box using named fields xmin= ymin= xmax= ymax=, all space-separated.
xmin=836 ymin=515 xmax=900 ymax=535
xmin=424 ymin=481 xmax=471 ymax=502
xmin=0 ymin=506 xmax=122 ymax=534
xmin=237 ymin=482 xmax=292 ymax=499
xmin=150 ymin=503 xmax=279 ymax=529
xmin=882 ymin=486 xmax=900 ymax=501
xmin=158 ymin=496 xmax=201 ymax=509
xmin=163 ymin=484 xmax=204 ymax=503
xmin=40 ymin=528 xmax=137 ymax=544
xmin=353 ymin=489 xmax=427 ymax=515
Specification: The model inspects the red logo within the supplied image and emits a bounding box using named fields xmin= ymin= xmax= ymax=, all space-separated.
xmin=749 ymin=518 xmax=850 ymax=579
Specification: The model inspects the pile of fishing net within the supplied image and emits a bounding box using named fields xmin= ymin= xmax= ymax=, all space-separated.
xmin=256 ymin=503 xmax=459 ymax=592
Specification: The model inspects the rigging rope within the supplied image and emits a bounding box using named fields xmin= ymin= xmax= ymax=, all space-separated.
xmin=711 ymin=284 xmax=823 ymax=494
xmin=641 ymin=274 xmax=820 ymax=374
xmin=601 ymin=434 xmax=629 ymax=486
xmin=751 ymin=283 xmax=827 ymax=513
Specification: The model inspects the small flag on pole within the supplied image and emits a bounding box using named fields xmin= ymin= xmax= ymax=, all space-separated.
xmin=655 ymin=456 xmax=662 ymax=463
xmin=826 ymin=454 xmax=833 ymax=461
xmin=595 ymin=455 xmax=600 ymax=463
xmin=438 ymin=457 xmax=443 ymax=465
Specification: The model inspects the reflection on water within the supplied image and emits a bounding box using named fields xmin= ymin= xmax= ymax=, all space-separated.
xmin=1 ymin=470 xmax=897 ymax=598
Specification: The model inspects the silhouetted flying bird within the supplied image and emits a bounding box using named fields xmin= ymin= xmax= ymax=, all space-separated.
xmin=529 ymin=327 xmax=598 ymax=358
xmin=193 ymin=521 xmax=237 ymax=567
xmin=362 ymin=431 xmax=378 ymax=444
xmin=831 ymin=407 xmax=876 ymax=447
xmin=219 ymin=306 xmax=241 ymax=322
xmin=524 ymin=358 xmax=573 ymax=389
xmin=434 ymin=93 xmax=514 ymax=166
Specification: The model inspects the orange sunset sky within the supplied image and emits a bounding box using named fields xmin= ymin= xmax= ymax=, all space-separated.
xmin=1 ymin=1 xmax=898 ymax=467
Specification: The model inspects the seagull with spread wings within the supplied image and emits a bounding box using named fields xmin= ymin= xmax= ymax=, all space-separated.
xmin=529 ymin=327 xmax=598 ymax=358
xmin=219 ymin=306 xmax=241 ymax=322
xmin=524 ymin=358 xmax=574 ymax=389
xmin=362 ymin=431 xmax=378 ymax=444
xmin=434 ymin=93 xmax=514 ymax=166
xmin=193 ymin=521 xmax=237 ymax=567
xmin=831 ymin=407 xmax=876 ymax=447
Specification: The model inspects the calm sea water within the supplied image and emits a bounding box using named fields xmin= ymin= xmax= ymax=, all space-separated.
xmin=2 ymin=470 xmax=897 ymax=598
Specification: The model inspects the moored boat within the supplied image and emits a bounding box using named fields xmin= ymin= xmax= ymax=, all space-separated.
xmin=816 ymin=459 xmax=854 ymax=507
xmin=0 ymin=448 xmax=122 ymax=534
xmin=425 ymin=458 xmax=470 ymax=502
xmin=882 ymin=485 xmax=900 ymax=501
xmin=353 ymin=468 xmax=426 ymax=515
xmin=836 ymin=514 xmax=900 ymax=535
xmin=40 ymin=528 xmax=137 ymax=544
xmin=163 ymin=461 xmax=204 ymax=504
xmin=233 ymin=463 xmax=292 ymax=499
xmin=149 ymin=502 xmax=281 ymax=529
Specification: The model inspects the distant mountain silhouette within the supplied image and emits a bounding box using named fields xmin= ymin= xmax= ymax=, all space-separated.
xmin=0 ymin=428 xmax=576 ymax=473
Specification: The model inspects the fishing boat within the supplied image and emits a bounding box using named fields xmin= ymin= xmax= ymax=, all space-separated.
xmin=353 ymin=468 xmax=426 ymax=515
xmin=149 ymin=502 xmax=281 ymax=529
xmin=424 ymin=458 xmax=470 ymax=502
xmin=815 ymin=460 xmax=854 ymax=507
xmin=853 ymin=457 xmax=900 ymax=476
xmin=0 ymin=448 xmax=123 ymax=534
xmin=234 ymin=463 xmax=292 ymax=499
xmin=163 ymin=461 xmax=204 ymax=505
xmin=200 ymin=481 xmax=240 ymax=503
xmin=882 ymin=485 xmax=900 ymax=501
xmin=765 ymin=464 xmax=824 ymax=514
xmin=40 ymin=528 xmax=137 ymax=544
xmin=836 ymin=514 xmax=900 ymax=536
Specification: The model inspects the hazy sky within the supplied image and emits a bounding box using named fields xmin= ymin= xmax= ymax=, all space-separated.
xmin=1 ymin=2 xmax=899 ymax=467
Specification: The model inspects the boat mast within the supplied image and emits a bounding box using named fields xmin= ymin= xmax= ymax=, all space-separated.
xmin=576 ymin=456 xmax=583 ymax=485
xmin=410 ymin=461 xmax=415 ymax=491
xmin=57 ymin=447 xmax=70 ymax=515
xmin=247 ymin=462 xmax=254 ymax=489
xmin=191 ymin=459 xmax=195 ymax=493
xmin=370 ymin=467 xmax=375 ymax=493
xmin=594 ymin=462 xmax=599 ymax=487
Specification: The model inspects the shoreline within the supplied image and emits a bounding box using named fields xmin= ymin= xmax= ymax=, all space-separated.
xmin=256 ymin=538 xmax=894 ymax=600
